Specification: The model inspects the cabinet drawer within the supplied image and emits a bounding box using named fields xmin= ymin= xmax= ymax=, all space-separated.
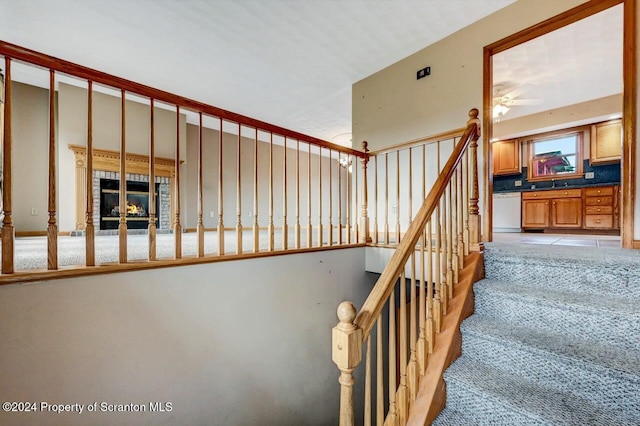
xmin=585 ymin=206 xmax=613 ymax=214
xmin=585 ymin=196 xmax=613 ymax=206
xmin=585 ymin=215 xmax=613 ymax=229
xmin=585 ymin=187 xmax=614 ymax=196
xmin=522 ymin=189 xmax=582 ymax=200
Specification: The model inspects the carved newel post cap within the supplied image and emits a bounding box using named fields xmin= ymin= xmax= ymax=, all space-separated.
xmin=361 ymin=140 xmax=369 ymax=153
xmin=469 ymin=108 xmax=479 ymax=120
xmin=337 ymin=301 xmax=356 ymax=324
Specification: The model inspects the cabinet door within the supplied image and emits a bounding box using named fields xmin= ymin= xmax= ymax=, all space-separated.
xmin=492 ymin=139 xmax=520 ymax=175
xmin=522 ymin=199 xmax=549 ymax=228
xmin=590 ymin=120 xmax=621 ymax=164
xmin=551 ymin=198 xmax=583 ymax=228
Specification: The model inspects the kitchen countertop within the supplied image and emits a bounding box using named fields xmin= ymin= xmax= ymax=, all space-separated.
xmin=495 ymin=182 xmax=620 ymax=193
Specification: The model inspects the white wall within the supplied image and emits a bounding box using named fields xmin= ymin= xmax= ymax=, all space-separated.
xmin=0 ymin=248 xmax=373 ymax=426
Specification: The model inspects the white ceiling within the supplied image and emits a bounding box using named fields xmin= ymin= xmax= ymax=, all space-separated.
xmin=493 ymin=4 xmax=623 ymax=121
xmin=0 ymin=0 xmax=517 ymax=146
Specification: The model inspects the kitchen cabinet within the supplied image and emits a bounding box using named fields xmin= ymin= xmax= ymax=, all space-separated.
xmin=492 ymin=139 xmax=520 ymax=176
xmin=521 ymin=186 xmax=619 ymax=232
xmin=590 ymin=119 xmax=621 ymax=164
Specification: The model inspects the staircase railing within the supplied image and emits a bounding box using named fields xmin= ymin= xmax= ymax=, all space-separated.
xmin=332 ymin=109 xmax=482 ymax=425
xmin=0 ymin=40 xmax=367 ymax=283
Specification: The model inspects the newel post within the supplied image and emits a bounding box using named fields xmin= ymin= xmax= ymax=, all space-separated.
xmin=332 ymin=301 xmax=363 ymax=426
xmin=359 ymin=141 xmax=371 ymax=243
xmin=467 ymin=108 xmax=483 ymax=252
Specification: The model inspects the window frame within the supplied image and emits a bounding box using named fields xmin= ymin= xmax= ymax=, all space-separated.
xmin=525 ymin=127 xmax=585 ymax=182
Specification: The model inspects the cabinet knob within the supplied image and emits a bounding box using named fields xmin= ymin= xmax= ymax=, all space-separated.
xmin=596 ymin=219 xmax=601 ymax=223
xmin=552 ymin=202 xmax=556 ymax=205
xmin=564 ymin=191 xmax=568 ymax=195
xmin=533 ymin=194 xmax=537 ymax=197
xmin=597 ymin=190 xmax=601 ymax=194
xmin=597 ymin=208 xmax=601 ymax=212
xmin=597 ymin=199 xmax=601 ymax=203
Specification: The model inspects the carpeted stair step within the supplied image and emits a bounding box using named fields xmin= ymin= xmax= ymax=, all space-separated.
xmin=459 ymin=315 xmax=640 ymax=420
xmin=435 ymin=357 xmax=639 ymax=426
xmin=473 ymin=279 xmax=640 ymax=351
xmin=483 ymin=243 xmax=640 ymax=298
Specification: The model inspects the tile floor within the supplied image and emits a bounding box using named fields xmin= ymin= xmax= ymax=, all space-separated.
xmin=492 ymin=232 xmax=621 ymax=248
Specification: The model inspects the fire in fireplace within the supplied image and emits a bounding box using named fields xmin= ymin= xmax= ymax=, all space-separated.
xmin=100 ymin=179 xmax=160 ymax=230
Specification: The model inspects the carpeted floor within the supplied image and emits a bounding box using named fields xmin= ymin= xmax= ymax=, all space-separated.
xmin=434 ymin=242 xmax=640 ymax=425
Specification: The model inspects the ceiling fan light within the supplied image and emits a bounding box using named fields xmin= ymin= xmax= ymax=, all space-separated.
xmin=493 ymin=104 xmax=510 ymax=118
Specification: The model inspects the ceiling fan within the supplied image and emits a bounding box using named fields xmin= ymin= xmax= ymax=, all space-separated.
xmin=492 ymin=83 xmax=542 ymax=120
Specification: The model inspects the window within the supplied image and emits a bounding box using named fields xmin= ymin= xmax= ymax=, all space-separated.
xmin=526 ymin=131 xmax=583 ymax=181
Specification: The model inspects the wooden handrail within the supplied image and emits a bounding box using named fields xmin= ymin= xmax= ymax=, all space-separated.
xmin=367 ymin=127 xmax=466 ymax=156
xmin=0 ymin=40 xmax=364 ymax=158
xmin=355 ymin=109 xmax=479 ymax=339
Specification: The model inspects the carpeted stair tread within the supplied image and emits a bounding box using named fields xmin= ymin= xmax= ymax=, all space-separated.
xmin=459 ymin=316 xmax=640 ymax=419
xmin=483 ymin=243 xmax=640 ymax=298
xmin=440 ymin=357 xmax=639 ymax=426
xmin=433 ymin=406 xmax=544 ymax=426
xmin=473 ymin=279 xmax=639 ymax=351
xmin=461 ymin=314 xmax=640 ymax=379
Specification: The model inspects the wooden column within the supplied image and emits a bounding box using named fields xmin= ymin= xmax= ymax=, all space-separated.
xmin=268 ymin=133 xmax=274 ymax=251
xmin=359 ymin=141 xmax=371 ymax=243
xmin=282 ymin=137 xmax=288 ymax=250
xmin=253 ymin=128 xmax=259 ymax=252
xmin=236 ymin=123 xmax=242 ymax=254
xmin=118 ymin=89 xmax=127 ymax=264
xmin=373 ymin=155 xmax=378 ymax=245
xmin=384 ymin=153 xmax=389 ymax=245
xmin=332 ymin=301 xmax=362 ymax=426
xmin=197 ymin=113 xmax=205 ymax=257
xmin=328 ymin=149 xmax=333 ymax=246
xmin=47 ymin=69 xmax=58 ymax=270
xmin=85 ymin=81 xmax=95 ymax=266
xmin=148 ymin=99 xmax=157 ymax=261
xmin=318 ymin=148 xmax=323 ymax=246
xmin=338 ymin=153 xmax=343 ymax=245
xmin=307 ymin=144 xmax=312 ymax=248
xmin=174 ymin=105 xmax=182 ymax=259
xmin=1 ymin=58 xmax=14 ymax=274
xmin=467 ymin=109 xmax=483 ymax=252
xmin=217 ymin=118 xmax=225 ymax=255
xmin=295 ymin=139 xmax=301 ymax=249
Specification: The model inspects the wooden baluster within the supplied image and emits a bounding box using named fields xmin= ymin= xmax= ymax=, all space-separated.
xmin=376 ymin=316 xmax=384 ymax=426
xmin=467 ymin=109 xmax=482 ymax=252
xmin=197 ymin=113 xmax=205 ymax=257
xmin=1 ymin=59 xmax=14 ymax=274
xmin=398 ymin=273 xmax=408 ymax=424
xmin=418 ymin=226 xmax=427 ymax=375
xmin=347 ymin=155 xmax=352 ymax=244
xmin=457 ymin=163 xmax=465 ymax=269
xmin=384 ymin=153 xmax=389 ymax=245
xmin=364 ymin=335 xmax=372 ymax=426
xmin=395 ymin=151 xmax=400 ymax=244
xmin=46 ymin=69 xmax=58 ymax=270
xmin=85 ymin=81 xmax=95 ymax=266
xmin=440 ymin=196 xmax=448 ymax=316
xmin=318 ymin=148 xmax=323 ymax=246
xmin=268 ymin=133 xmax=275 ymax=251
xmin=446 ymin=181 xmax=454 ymax=300
xmin=118 ymin=89 xmax=127 ymax=263
xmin=236 ymin=123 xmax=243 ymax=254
xmin=148 ymin=99 xmax=157 ymax=261
xmin=338 ymin=153 xmax=343 ymax=245
xmin=452 ymin=162 xmax=460 ymax=283
xmin=373 ymin=155 xmax=378 ymax=245
xmin=332 ymin=301 xmax=362 ymax=426
xmin=463 ymin=150 xmax=470 ymax=256
xmin=217 ymin=118 xmax=225 ymax=255
xmin=282 ymin=137 xmax=288 ymax=250
xmin=295 ymin=139 xmax=301 ymax=249
xmin=408 ymin=147 xmax=413 ymax=227
xmin=174 ymin=105 xmax=182 ymax=259
xmin=253 ymin=128 xmax=259 ymax=253
xmin=359 ymin=141 xmax=370 ymax=243
xmin=408 ymin=250 xmax=418 ymax=403
xmin=328 ymin=149 xmax=333 ymax=246
xmin=307 ymin=144 xmax=312 ymax=248
xmin=387 ymin=288 xmax=398 ymax=425
xmin=434 ymin=142 xmax=442 ymax=331
xmin=354 ymin=154 xmax=359 ymax=243
xmin=427 ymin=220 xmax=436 ymax=348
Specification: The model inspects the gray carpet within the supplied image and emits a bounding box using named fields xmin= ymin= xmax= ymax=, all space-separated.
xmin=433 ymin=242 xmax=640 ymax=425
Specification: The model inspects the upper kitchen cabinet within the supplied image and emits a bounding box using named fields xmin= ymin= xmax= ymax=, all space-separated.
xmin=590 ymin=119 xmax=622 ymax=165
xmin=492 ymin=139 xmax=520 ymax=176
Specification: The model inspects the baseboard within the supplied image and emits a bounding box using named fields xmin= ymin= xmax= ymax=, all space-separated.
xmin=633 ymin=240 xmax=640 ymax=249
xmin=16 ymin=231 xmax=47 ymax=237
xmin=493 ymin=227 xmax=521 ymax=233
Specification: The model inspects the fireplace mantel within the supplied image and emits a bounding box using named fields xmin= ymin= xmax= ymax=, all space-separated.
xmin=68 ymin=144 xmax=176 ymax=177
xmin=68 ymin=145 xmax=176 ymax=231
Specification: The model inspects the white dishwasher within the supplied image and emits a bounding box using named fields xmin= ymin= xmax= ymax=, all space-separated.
xmin=493 ymin=192 xmax=521 ymax=233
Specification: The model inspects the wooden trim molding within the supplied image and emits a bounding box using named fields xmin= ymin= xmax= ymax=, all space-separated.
xmin=622 ymin=0 xmax=637 ymax=248
xmin=69 ymin=144 xmax=176 ymax=231
xmin=633 ymin=240 xmax=640 ymax=249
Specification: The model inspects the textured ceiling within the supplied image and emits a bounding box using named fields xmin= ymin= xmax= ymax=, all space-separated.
xmin=0 ymin=0 xmax=517 ymax=145
xmin=493 ymin=4 xmax=623 ymax=121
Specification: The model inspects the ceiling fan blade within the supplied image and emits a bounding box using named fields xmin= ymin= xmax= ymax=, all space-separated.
xmin=508 ymin=98 xmax=543 ymax=106
xmin=502 ymin=83 xmax=536 ymax=100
